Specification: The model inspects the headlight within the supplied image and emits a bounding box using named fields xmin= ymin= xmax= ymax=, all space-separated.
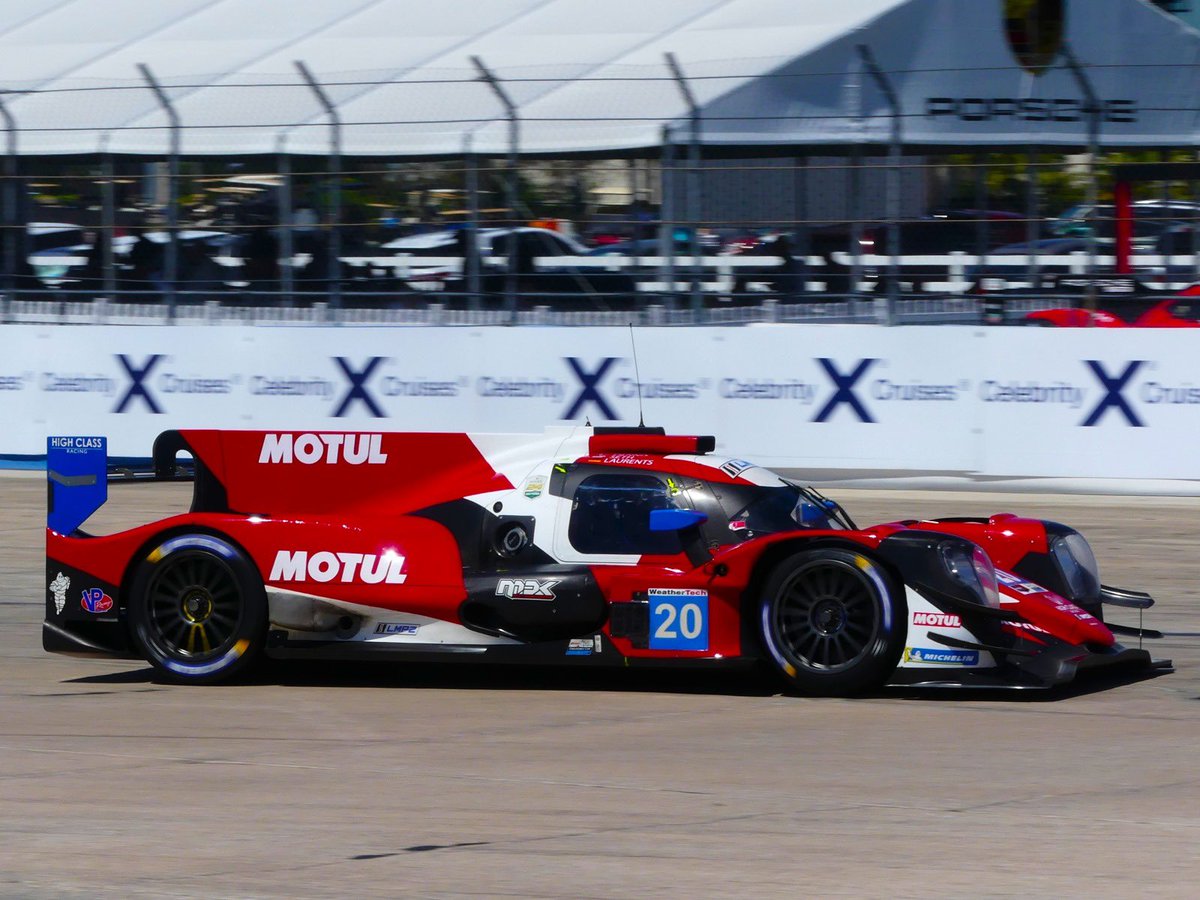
xmin=939 ymin=540 xmax=1000 ymax=609
xmin=1050 ymin=531 xmax=1100 ymax=601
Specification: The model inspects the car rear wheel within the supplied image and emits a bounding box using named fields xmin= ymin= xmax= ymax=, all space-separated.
xmin=758 ymin=548 xmax=905 ymax=696
xmin=128 ymin=534 xmax=266 ymax=684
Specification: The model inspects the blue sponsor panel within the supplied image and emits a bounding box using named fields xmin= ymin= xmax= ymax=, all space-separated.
xmin=904 ymin=646 xmax=979 ymax=666
xmin=46 ymin=436 xmax=107 ymax=534
xmin=648 ymin=588 xmax=709 ymax=651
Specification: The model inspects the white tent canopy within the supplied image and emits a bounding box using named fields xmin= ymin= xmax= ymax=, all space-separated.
xmin=0 ymin=0 xmax=1196 ymax=157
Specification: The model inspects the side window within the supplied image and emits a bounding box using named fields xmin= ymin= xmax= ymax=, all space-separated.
xmin=568 ymin=474 xmax=682 ymax=555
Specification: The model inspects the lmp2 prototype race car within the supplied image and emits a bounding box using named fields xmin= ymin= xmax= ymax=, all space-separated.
xmin=44 ymin=427 xmax=1167 ymax=695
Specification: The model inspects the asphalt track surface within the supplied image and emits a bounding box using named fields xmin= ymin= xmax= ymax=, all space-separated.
xmin=2 ymin=474 xmax=1198 ymax=898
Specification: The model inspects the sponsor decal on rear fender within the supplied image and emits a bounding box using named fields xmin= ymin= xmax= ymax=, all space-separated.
xmin=49 ymin=573 xmax=70 ymax=615
xmin=80 ymin=587 xmax=114 ymax=614
xmin=258 ymin=433 xmax=387 ymax=465
xmin=269 ymin=550 xmax=407 ymax=584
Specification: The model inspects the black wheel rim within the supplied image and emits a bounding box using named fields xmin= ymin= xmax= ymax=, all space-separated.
xmin=771 ymin=558 xmax=881 ymax=674
xmin=144 ymin=550 xmax=243 ymax=663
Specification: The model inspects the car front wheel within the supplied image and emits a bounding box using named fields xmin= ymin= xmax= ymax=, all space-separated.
xmin=758 ymin=548 xmax=905 ymax=696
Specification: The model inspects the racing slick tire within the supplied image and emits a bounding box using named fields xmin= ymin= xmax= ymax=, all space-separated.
xmin=128 ymin=533 xmax=267 ymax=684
xmin=757 ymin=548 xmax=906 ymax=696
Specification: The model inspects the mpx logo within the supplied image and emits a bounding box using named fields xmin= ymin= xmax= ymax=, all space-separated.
xmin=496 ymin=579 xmax=558 ymax=601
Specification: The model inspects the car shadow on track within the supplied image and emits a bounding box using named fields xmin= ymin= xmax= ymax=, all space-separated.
xmin=66 ymin=660 xmax=780 ymax=697
xmin=63 ymin=659 xmax=1172 ymax=701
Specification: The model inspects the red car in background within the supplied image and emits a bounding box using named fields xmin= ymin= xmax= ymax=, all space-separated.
xmin=1024 ymin=287 xmax=1200 ymax=327
xmin=1135 ymin=287 xmax=1200 ymax=327
xmin=1025 ymin=308 xmax=1127 ymax=328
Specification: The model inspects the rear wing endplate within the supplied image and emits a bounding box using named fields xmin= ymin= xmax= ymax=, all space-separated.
xmin=46 ymin=436 xmax=108 ymax=534
xmin=47 ymin=432 xmax=198 ymax=534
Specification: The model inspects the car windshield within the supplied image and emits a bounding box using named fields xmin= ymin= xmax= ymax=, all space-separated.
xmin=728 ymin=478 xmax=851 ymax=536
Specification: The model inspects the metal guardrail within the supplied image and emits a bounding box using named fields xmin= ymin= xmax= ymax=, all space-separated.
xmin=1 ymin=294 xmax=1066 ymax=327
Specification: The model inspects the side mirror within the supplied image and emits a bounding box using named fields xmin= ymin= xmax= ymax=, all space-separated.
xmin=649 ymin=508 xmax=708 ymax=532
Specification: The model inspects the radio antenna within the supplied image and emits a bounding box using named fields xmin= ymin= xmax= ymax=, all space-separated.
xmin=628 ymin=321 xmax=645 ymax=427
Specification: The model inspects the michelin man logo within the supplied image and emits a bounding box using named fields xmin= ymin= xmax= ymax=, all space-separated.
xmin=49 ymin=572 xmax=70 ymax=614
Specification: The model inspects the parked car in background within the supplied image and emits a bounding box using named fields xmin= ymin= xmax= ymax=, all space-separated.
xmin=1134 ymin=288 xmax=1200 ymax=327
xmin=1050 ymin=200 xmax=1200 ymax=248
xmin=381 ymin=226 xmax=635 ymax=303
xmin=1024 ymin=308 xmax=1127 ymax=327
xmin=726 ymin=211 xmax=1028 ymax=298
xmin=1023 ymin=287 xmax=1200 ymax=328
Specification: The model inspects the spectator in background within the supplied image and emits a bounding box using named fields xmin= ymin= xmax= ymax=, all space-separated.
xmin=126 ymin=234 xmax=163 ymax=299
xmin=241 ymin=225 xmax=279 ymax=294
xmin=179 ymin=240 xmax=227 ymax=303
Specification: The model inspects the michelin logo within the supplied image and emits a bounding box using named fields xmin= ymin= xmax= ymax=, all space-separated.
xmin=904 ymin=646 xmax=979 ymax=666
xmin=49 ymin=572 xmax=70 ymax=615
xmin=259 ymin=433 xmax=387 ymax=465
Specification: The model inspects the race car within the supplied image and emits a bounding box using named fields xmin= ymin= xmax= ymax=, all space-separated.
xmin=43 ymin=427 xmax=1168 ymax=694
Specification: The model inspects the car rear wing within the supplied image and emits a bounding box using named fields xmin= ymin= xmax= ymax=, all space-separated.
xmin=47 ymin=432 xmax=199 ymax=535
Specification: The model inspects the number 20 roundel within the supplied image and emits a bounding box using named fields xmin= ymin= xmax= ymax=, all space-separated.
xmin=648 ymin=588 xmax=709 ymax=651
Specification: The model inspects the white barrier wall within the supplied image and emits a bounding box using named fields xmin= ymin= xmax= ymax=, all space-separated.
xmin=1 ymin=324 xmax=1197 ymax=480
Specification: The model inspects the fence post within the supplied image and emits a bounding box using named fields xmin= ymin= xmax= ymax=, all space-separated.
xmin=1025 ymin=149 xmax=1041 ymax=296
xmin=794 ymin=155 xmax=808 ymax=298
xmin=858 ymin=44 xmax=901 ymax=324
xmin=0 ymin=92 xmax=16 ymax=320
xmin=659 ymin=126 xmax=677 ymax=309
xmin=1063 ymin=44 xmax=1102 ymax=316
xmin=101 ymin=146 xmax=116 ymax=301
xmin=665 ymin=53 xmax=702 ymax=319
xmin=464 ymin=134 xmax=481 ymax=310
xmin=276 ymin=139 xmax=293 ymax=306
xmin=295 ymin=61 xmax=342 ymax=313
xmin=136 ymin=64 xmax=179 ymax=319
xmin=471 ymin=56 xmax=518 ymax=319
